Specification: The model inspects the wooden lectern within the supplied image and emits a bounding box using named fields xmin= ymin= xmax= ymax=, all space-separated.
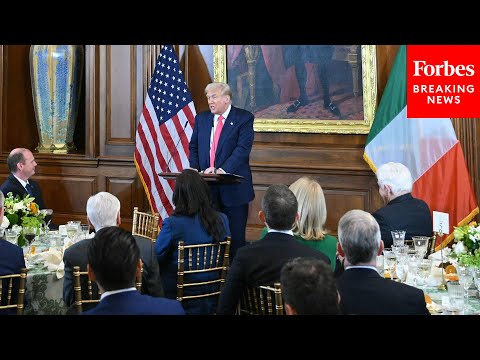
xmin=158 ymin=172 xmax=244 ymax=185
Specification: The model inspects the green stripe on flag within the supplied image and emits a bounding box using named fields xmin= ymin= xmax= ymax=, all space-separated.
xmin=365 ymin=45 xmax=407 ymax=146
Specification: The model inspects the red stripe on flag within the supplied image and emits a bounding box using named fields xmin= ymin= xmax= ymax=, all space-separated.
xmin=135 ymin=45 xmax=196 ymax=222
xmin=137 ymin=120 xmax=174 ymax=216
xmin=412 ymin=141 xmax=479 ymax=248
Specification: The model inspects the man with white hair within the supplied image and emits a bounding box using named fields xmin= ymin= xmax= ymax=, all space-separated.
xmin=336 ymin=209 xmax=430 ymax=315
xmin=62 ymin=192 xmax=164 ymax=310
xmin=372 ymin=162 xmax=432 ymax=248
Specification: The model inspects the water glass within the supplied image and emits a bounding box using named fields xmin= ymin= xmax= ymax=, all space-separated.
xmin=412 ymin=236 xmax=429 ymax=259
xmin=79 ymin=224 xmax=90 ymax=240
xmin=417 ymin=259 xmax=432 ymax=289
xmin=383 ymin=248 xmax=397 ymax=280
xmin=457 ymin=265 xmax=473 ymax=307
xmin=376 ymin=255 xmax=385 ymax=277
xmin=391 ymin=230 xmax=406 ymax=246
xmin=5 ymin=229 xmax=17 ymax=244
xmin=447 ymin=280 xmax=465 ymax=313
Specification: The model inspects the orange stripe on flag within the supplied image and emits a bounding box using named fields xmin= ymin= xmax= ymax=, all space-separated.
xmin=412 ymin=141 xmax=479 ymax=249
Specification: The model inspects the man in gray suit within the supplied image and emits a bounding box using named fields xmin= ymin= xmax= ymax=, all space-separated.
xmin=336 ymin=209 xmax=429 ymax=315
xmin=62 ymin=192 xmax=164 ymax=310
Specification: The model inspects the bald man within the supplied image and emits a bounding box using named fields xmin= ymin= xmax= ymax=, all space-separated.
xmin=0 ymin=148 xmax=51 ymax=225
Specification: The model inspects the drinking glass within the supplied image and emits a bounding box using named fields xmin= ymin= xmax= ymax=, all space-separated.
xmin=79 ymin=224 xmax=90 ymax=240
xmin=391 ymin=230 xmax=406 ymax=247
xmin=417 ymin=259 xmax=432 ymax=290
xmin=66 ymin=221 xmax=80 ymax=241
xmin=412 ymin=236 xmax=429 ymax=259
xmin=447 ymin=280 xmax=465 ymax=313
xmin=5 ymin=229 xmax=18 ymax=244
xmin=457 ymin=265 xmax=473 ymax=308
xmin=383 ymin=248 xmax=397 ymax=280
xmin=376 ymin=255 xmax=385 ymax=277
xmin=473 ymin=267 xmax=480 ymax=297
xmin=23 ymin=226 xmax=36 ymax=257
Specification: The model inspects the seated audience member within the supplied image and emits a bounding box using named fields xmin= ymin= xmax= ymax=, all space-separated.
xmin=63 ymin=192 xmax=163 ymax=310
xmin=216 ymin=184 xmax=330 ymax=315
xmin=259 ymin=177 xmax=338 ymax=271
xmin=0 ymin=148 xmax=56 ymax=228
xmin=336 ymin=209 xmax=430 ymax=315
xmin=84 ymin=226 xmax=185 ymax=315
xmin=0 ymin=191 xmax=26 ymax=314
xmin=281 ymin=257 xmax=340 ymax=315
xmin=155 ymin=169 xmax=231 ymax=315
xmin=372 ymin=162 xmax=433 ymax=248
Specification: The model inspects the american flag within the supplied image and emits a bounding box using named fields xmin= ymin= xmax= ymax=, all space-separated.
xmin=134 ymin=45 xmax=196 ymax=224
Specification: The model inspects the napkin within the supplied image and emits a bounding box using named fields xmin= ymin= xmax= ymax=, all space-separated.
xmin=37 ymin=248 xmax=65 ymax=279
xmin=429 ymin=247 xmax=452 ymax=260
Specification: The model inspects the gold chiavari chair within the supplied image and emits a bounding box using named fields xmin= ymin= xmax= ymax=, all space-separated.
xmin=73 ymin=266 xmax=143 ymax=314
xmin=176 ymin=237 xmax=231 ymax=310
xmin=132 ymin=207 xmax=160 ymax=244
xmin=0 ymin=268 xmax=27 ymax=315
xmin=237 ymin=282 xmax=285 ymax=315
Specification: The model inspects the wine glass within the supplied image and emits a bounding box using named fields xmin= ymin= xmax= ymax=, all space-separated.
xmin=66 ymin=221 xmax=80 ymax=242
xmin=383 ymin=248 xmax=397 ymax=280
xmin=23 ymin=226 xmax=36 ymax=257
xmin=458 ymin=265 xmax=473 ymax=310
xmin=417 ymin=259 xmax=432 ymax=290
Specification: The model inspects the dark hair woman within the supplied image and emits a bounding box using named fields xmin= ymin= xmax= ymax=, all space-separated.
xmin=155 ymin=169 xmax=230 ymax=315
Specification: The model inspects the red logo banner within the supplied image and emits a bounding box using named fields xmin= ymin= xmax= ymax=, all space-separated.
xmin=407 ymin=45 xmax=480 ymax=118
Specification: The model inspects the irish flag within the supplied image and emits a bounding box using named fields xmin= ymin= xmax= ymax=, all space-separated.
xmin=364 ymin=45 xmax=479 ymax=250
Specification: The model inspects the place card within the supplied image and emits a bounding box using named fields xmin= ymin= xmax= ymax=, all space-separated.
xmin=433 ymin=211 xmax=449 ymax=234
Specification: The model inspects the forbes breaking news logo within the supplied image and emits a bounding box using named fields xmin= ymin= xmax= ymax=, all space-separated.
xmin=407 ymin=45 xmax=480 ymax=118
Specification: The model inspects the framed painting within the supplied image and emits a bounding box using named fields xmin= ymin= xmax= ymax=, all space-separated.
xmin=213 ymin=45 xmax=377 ymax=134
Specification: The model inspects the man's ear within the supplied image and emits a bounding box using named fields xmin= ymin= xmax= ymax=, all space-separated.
xmin=87 ymin=264 xmax=96 ymax=282
xmin=337 ymin=242 xmax=345 ymax=257
xmin=258 ymin=210 xmax=265 ymax=224
xmin=378 ymin=240 xmax=385 ymax=256
xmin=116 ymin=211 xmax=121 ymax=226
xmin=285 ymin=303 xmax=297 ymax=315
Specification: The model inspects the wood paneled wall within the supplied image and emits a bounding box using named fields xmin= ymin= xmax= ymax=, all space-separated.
xmin=1 ymin=45 xmax=478 ymax=239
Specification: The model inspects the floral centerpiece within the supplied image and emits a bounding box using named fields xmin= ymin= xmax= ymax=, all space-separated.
xmin=2 ymin=192 xmax=46 ymax=247
xmin=450 ymin=221 xmax=480 ymax=267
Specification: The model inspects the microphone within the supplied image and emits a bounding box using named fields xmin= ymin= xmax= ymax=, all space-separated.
xmin=165 ymin=120 xmax=189 ymax=173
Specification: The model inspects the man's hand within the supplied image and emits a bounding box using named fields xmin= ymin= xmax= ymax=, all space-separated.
xmin=204 ymin=166 xmax=216 ymax=174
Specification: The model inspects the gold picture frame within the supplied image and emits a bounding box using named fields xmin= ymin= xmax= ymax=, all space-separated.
xmin=213 ymin=45 xmax=377 ymax=134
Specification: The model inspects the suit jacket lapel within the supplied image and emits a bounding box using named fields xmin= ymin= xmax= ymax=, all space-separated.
xmin=8 ymin=174 xmax=27 ymax=196
xmin=215 ymin=107 xmax=236 ymax=157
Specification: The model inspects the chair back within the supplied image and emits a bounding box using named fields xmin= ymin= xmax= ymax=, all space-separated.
xmin=237 ymin=282 xmax=284 ymax=315
xmin=73 ymin=266 xmax=143 ymax=314
xmin=0 ymin=268 xmax=27 ymax=315
xmin=176 ymin=237 xmax=231 ymax=304
xmin=132 ymin=206 xmax=160 ymax=244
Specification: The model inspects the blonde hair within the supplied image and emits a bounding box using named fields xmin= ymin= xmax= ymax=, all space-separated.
xmin=289 ymin=177 xmax=328 ymax=240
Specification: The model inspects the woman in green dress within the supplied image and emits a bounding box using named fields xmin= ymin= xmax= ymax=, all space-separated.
xmin=259 ymin=177 xmax=338 ymax=271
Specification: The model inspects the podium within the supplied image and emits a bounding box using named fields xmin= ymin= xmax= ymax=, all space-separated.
xmin=158 ymin=172 xmax=244 ymax=185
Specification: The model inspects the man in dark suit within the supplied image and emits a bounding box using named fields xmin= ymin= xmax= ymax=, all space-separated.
xmin=63 ymin=191 xmax=164 ymax=311
xmin=84 ymin=226 xmax=184 ymax=315
xmin=216 ymin=184 xmax=330 ymax=315
xmin=372 ymin=162 xmax=433 ymax=248
xmin=0 ymin=191 xmax=26 ymax=314
xmin=0 ymin=148 xmax=47 ymax=210
xmin=336 ymin=209 xmax=430 ymax=315
xmin=189 ymin=82 xmax=254 ymax=260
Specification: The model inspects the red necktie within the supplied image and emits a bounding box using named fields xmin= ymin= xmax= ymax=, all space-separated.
xmin=210 ymin=115 xmax=224 ymax=168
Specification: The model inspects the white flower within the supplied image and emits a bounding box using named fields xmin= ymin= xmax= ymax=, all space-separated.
xmin=0 ymin=216 xmax=9 ymax=228
xmin=13 ymin=202 xmax=25 ymax=212
xmin=453 ymin=241 xmax=467 ymax=255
